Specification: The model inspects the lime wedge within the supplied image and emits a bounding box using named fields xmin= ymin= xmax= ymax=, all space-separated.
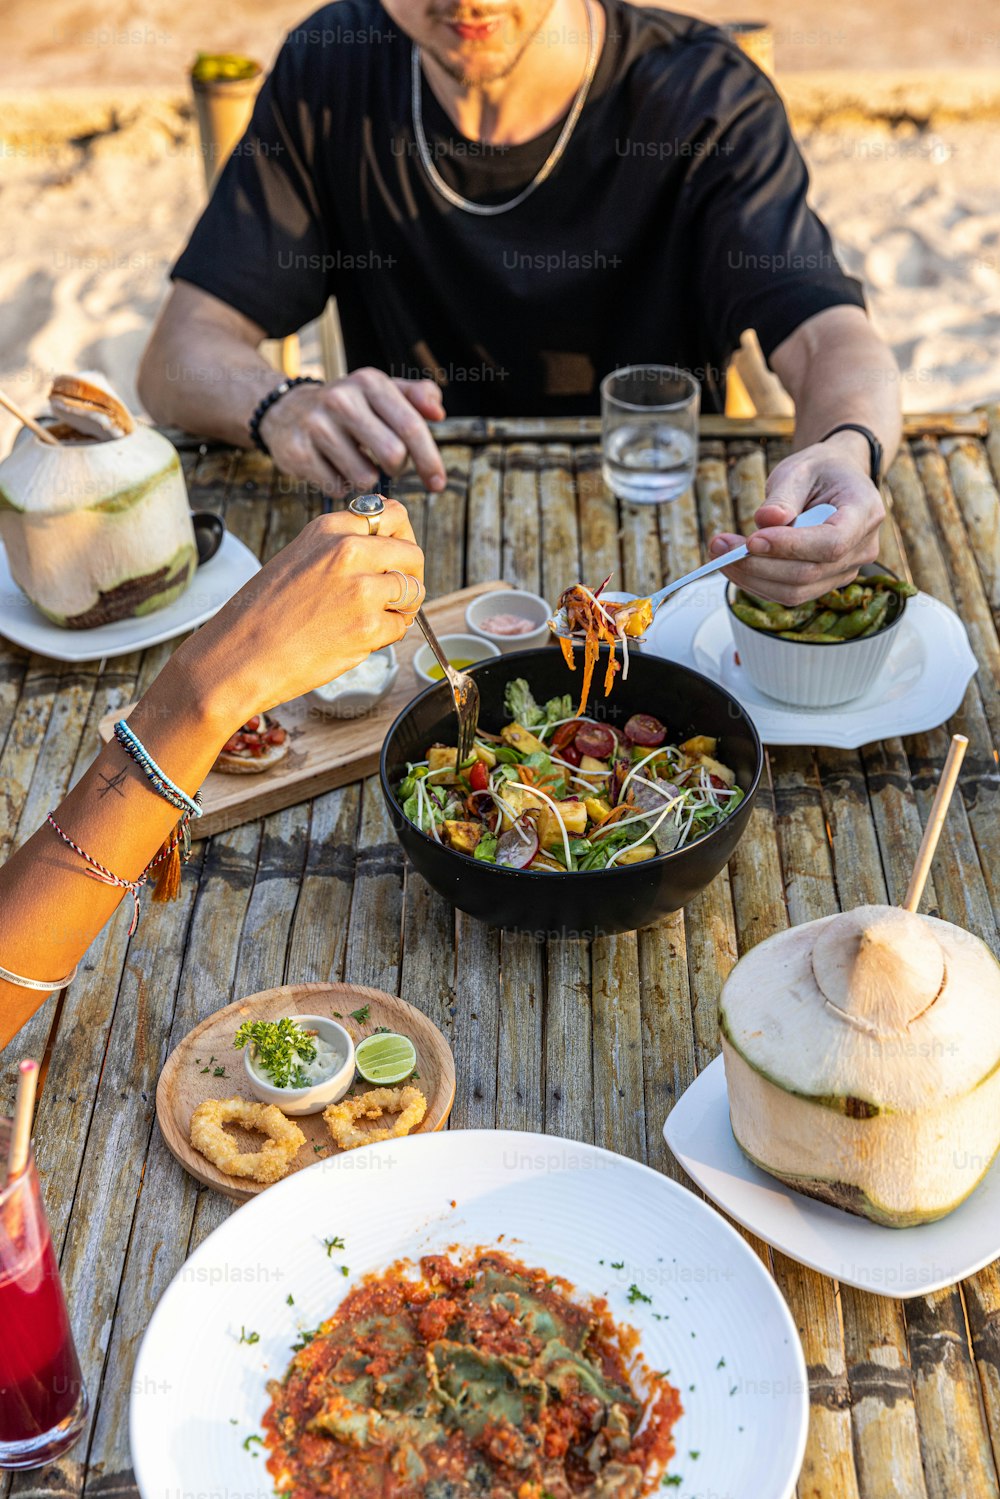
xmin=355 ymin=1033 xmax=417 ymax=1085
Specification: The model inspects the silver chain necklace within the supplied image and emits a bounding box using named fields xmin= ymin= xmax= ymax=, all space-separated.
xmin=411 ymin=0 xmax=598 ymax=217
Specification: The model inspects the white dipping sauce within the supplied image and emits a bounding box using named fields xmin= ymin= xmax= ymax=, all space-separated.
xmin=250 ymin=1030 xmax=346 ymax=1088
xmin=312 ymin=653 xmax=390 ymax=702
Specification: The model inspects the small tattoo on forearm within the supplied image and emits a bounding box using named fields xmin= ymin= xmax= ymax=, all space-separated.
xmin=98 ymin=768 xmax=129 ymax=799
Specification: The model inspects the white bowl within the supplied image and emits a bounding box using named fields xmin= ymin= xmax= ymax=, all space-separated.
xmin=243 ymin=1014 xmax=355 ymax=1116
xmin=305 ymin=645 xmax=398 ymax=720
xmin=465 ymin=589 xmax=552 ymax=653
xmin=412 ymin=632 xmax=501 ymax=687
xmin=726 ymin=567 xmax=909 ymax=708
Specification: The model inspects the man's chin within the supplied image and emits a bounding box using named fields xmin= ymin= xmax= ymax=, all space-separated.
xmin=424 ymin=41 xmax=523 ymax=85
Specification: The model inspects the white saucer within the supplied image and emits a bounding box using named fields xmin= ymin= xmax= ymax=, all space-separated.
xmin=644 ymin=580 xmax=978 ymax=748
xmin=0 ymin=532 xmax=260 ymax=663
xmin=664 ymin=1056 xmax=1000 ymax=1299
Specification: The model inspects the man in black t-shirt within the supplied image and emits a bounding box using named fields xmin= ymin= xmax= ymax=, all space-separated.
xmin=140 ymin=0 xmax=901 ymax=603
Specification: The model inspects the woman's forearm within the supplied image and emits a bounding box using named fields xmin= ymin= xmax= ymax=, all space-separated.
xmin=0 ymin=646 xmax=245 ymax=1048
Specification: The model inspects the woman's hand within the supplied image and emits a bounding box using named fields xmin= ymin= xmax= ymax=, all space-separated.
xmin=172 ymin=497 xmax=425 ymax=731
xmin=709 ymin=436 xmax=885 ymax=606
xmin=259 ymin=368 xmax=447 ymax=496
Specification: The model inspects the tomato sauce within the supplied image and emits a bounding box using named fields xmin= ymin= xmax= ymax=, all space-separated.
xmin=263 ymin=1251 xmax=681 ymax=1498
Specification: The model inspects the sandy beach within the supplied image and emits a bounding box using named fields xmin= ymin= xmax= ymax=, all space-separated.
xmin=1 ymin=1 xmax=999 ymax=452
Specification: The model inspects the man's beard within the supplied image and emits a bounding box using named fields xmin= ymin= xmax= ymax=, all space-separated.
xmin=423 ymin=0 xmax=559 ymax=87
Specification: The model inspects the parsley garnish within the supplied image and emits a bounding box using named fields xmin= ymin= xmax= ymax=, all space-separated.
xmin=717 ymin=1356 xmax=726 ymax=1368
xmin=234 ymin=1017 xmax=317 ymax=1089
xmin=286 ymin=1294 xmax=294 ymax=1305
xmin=610 ymin=1260 xmax=625 ymax=1270
xmin=213 ymin=1065 xmax=226 ymax=1077
xmin=627 ymin=1284 xmax=652 ymax=1305
xmin=323 ymin=1236 xmax=346 ymax=1255
xmin=238 ymin=1327 xmax=260 ymax=1345
xmin=662 ymin=1477 xmax=682 ymax=1488
xmin=341 ymin=1265 xmax=350 ymax=1277
xmin=291 ymin=1326 xmax=321 ymax=1352
xmin=689 ymin=1450 xmax=700 ymax=1460
xmin=243 ymin=1434 xmax=264 ymax=1453
xmin=349 ymin=1004 xmax=371 ymax=1023
xmin=373 ymin=1025 xmax=391 ymax=1034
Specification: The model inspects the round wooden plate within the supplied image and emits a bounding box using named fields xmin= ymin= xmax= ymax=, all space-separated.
xmin=156 ymin=983 xmax=456 ymax=1201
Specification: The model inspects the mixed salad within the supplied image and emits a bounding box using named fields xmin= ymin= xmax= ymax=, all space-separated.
xmin=395 ymin=678 xmax=744 ymax=873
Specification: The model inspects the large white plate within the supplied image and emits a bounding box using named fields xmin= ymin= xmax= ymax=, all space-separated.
xmin=131 ymin=1130 xmax=808 ymax=1499
xmin=665 ymin=1057 xmax=1000 ymax=1299
xmin=0 ymin=532 xmax=260 ymax=663
xmin=644 ymin=580 xmax=978 ymax=748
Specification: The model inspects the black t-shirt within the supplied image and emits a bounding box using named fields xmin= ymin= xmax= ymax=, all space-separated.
xmin=172 ymin=0 xmax=865 ymax=416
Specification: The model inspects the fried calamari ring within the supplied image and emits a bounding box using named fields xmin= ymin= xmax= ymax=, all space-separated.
xmin=323 ymin=1085 xmax=427 ymax=1151
xmin=189 ymin=1097 xmax=305 ymax=1183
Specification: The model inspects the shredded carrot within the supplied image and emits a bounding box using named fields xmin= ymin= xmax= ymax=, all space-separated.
xmin=516 ymin=765 xmax=536 ymax=785
xmin=559 ymin=635 xmax=576 ymax=673
xmin=593 ymin=800 xmax=636 ymax=835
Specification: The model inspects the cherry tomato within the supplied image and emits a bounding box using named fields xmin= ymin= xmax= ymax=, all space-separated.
xmin=574 ymin=724 xmax=616 ymax=759
xmin=469 ymin=760 xmax=490 ymax=793
xmin=624 ymin=713 xmax=667 ymax=747
xmin=551 ymin=720 xmax=581 ymax=753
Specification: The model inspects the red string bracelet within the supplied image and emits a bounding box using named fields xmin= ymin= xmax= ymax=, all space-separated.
xmin=46 ymin=814 xmax=147 ymax=935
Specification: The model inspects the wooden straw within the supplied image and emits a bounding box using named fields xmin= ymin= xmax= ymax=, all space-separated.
xmin=0 ymin=389 xmax=59 ymax=446
xmin=6 ymin=1058 xmax=38 ymax=1184
xmin=902 ymin=734 xmax=969 ymax=912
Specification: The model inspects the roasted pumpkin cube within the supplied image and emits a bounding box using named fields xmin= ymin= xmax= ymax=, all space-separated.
xmin=621 ymin=598 xmax=653 ymax=636
xmin=540 ymin=799 xmax=589 ymax=847
xmin=443 ymin=820 xmax=482 ymax=854
xmin=699 ymin=754 xmax=735 ymax=787
xmin=584 ymin=796 xmax=613 ymax=825
xmin=681 ymin=735 xmax=717 ymax=759
xmin=617 ymin=840 xmax=657 ymax=865
xmin=500 ymin=722 xmax=547 ymax=756
xmin=580 ymin=754 xmax=609 ymax=773
xmin=499 ymin=782 xmax=546 ymax=828
xmin=427 ymin=745 xmax=458 ymax=772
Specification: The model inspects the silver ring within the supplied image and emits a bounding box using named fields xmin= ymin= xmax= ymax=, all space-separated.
xmin=397 ymin=573 xmax=423 ymax=613
xmin=349 ymin=492 xmax=386 ymax=535
xmin=385 ymin=570 xmax=408 ymax=607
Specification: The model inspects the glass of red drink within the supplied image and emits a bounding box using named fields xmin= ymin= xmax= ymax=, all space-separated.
xmin=0 ymin=1117 xmax=88 ymax=1470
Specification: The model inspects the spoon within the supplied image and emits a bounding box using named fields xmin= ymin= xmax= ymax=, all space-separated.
xmin=191 ymin=510 xmax=225 ymax=566
xmin=550 ymin=503 xmax=838 ymax=638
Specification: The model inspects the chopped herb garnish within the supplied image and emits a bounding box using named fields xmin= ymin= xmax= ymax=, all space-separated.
xmin=286 ymin=1294 xmax=294 ymax=1305
xmin=463 ymin=1277 xmax=476 ymax=1289
xmin=611 ymin=1260 xmax=625 ymax=1270
xmin=689 ymin=1450 xmax=700 ymax=1460
xmin=213 ymin=1065 xmax=226 ymax=1077
xmin=341 ymin=1265 xmax=350 ymax=1277
xmin=313 ymin=1144 xmax=327 ymax=1154
xmin=627 ymin=1284 xmax=652 ymax=1305
xmin=291 ymin=1326 xmax=321 ymax=1352
xmin=200 ymin=1066 xmax=210 ymax=1074
xmin=238 ymin=1327 xmax=260 ymax=1345
xmin=333 ymin=1010 xmax=343 ymax=1018
xmin=662 ymin=1477 xmax=682 ymax=1488
xmin=411 ymin=1070 xmax=421 ymax=1080
xmin=373 ymin=1025 xmax=391 ymax=1034
xmin=243 ymin=1434 xmax=264 ymax=1453
xmin=323 ymin=1236 xmax=346 ymax=1255
xmin=350 ymin=1005 xmax=371 ymax=1023
xmin=717 ymin=1356 xmax=726 ymax=1368
xmin=234 ymin=1017 xmax=317 ymax=1089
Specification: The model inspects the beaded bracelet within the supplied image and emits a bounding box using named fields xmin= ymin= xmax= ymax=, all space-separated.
xmin=114 ymin=721 xmax=202 ymax=819
xmin=248 ymin=376 xmax=323 ymax=456
xmin=46 ymin=814 xmax=146 ymax=935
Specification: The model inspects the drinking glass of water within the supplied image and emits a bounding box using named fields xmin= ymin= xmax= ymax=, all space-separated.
xmin=601 ymin=365 xmax=700 ymax=505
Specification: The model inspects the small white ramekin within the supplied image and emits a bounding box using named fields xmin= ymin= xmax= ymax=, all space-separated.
xmin=726 ymin=568 xmax=909 ymax=708
xmin=465 ymin=589 xmax=552 ymax=654
xmin=413 ymin=633 xmax=500 ymax=687
xmin=243 ymin=1014 xmax=355 ymax=1116
xmin=305 ymin=645 xmax=398 ymax=720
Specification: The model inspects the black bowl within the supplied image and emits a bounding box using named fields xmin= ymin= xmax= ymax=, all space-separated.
xmin=379 ymin=649 xmax=762 ymax=938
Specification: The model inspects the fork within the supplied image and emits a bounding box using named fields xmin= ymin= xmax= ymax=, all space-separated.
xmin=550 ymin=504 xmax=837 ymax=638
xmin=415 ymin=609 xmax=480 ymax=763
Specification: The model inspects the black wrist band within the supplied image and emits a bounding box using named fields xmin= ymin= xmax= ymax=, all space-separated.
xmin=248 ymin=376 xmax=323 ymax=456
xmin=820 ymin=423 xmax=883 ymax=487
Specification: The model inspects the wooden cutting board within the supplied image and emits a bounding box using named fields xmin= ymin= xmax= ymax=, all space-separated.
xmin=99 ymin=579 xmax=509 ymax=839
xmin=156 ymin=982 xmax=456 ymax=1202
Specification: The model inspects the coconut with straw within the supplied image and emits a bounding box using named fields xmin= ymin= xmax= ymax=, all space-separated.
xmin=720 ymin=735 xmax=1000 ymax=1227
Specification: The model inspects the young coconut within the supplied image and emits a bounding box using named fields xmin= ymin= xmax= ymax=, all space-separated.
xmin=0 ymin=398 xmax=197 ymax=629
xmin=720 ymin=905 xmax=1000 ymax=1228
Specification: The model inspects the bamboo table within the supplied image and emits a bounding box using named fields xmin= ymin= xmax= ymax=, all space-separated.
xmin=2 ymin=412 xmax=999 ymax=1499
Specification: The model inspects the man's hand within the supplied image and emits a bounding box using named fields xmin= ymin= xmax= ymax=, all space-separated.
xmin=260 ymin=368 xmax=447 ymax=495
xmin=708 ymin=433 xmax=884 ymax=605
